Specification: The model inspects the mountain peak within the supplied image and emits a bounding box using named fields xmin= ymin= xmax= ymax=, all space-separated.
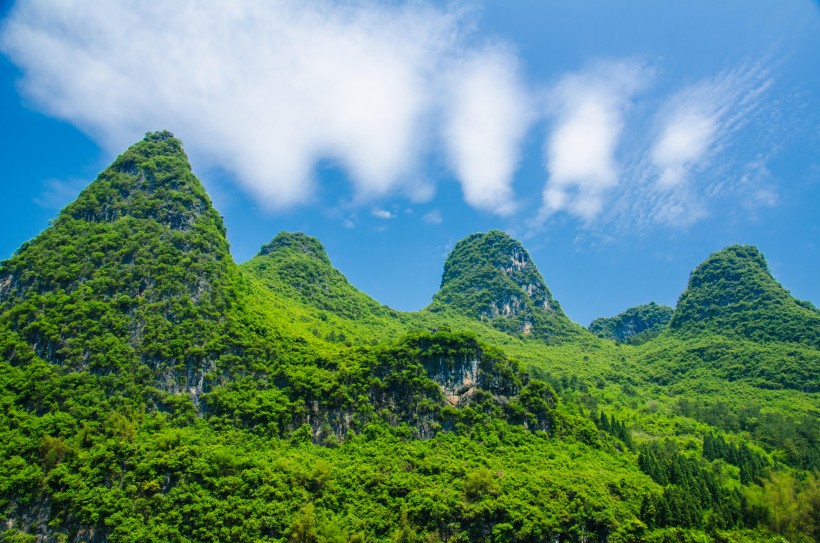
xmin=258 ymin=232 xmax=330 ymax=264
xmin=670 ymin=244 xmax=820 ymax=346
xmin=59 ymin=130 xmax=220 ymax=234
xmin=430 ymin=231 xmax=581 ymax=341
xmin=440 ymin=231 xmax=550 ymax=307
xmin=0 ymin=131 xmax=248 ymax=390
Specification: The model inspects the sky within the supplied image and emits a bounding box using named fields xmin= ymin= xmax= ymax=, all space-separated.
xmin=1 ymin=0 xmax=818 ymax=326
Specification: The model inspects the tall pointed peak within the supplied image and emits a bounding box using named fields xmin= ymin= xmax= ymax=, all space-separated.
xmin=257 ymin=232 xmax=330 ymax=264
xmin=670 ymin=244 xmax=820 ymax=346
xmin=0 ymin=131 xmax=242 ymax=385
xmin=59 ymin=130 xmax=220 ymax=234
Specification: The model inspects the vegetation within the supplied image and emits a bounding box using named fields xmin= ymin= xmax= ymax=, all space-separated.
xmin=590 ymin=302 xmax=673 ymax=345
xmin=669 ymin=244 xmax=820 ymax=348
xmin=428 ymin=230 xmax=584 ymax=343
xmin=0 ymin=132 xmax=817 ymax=542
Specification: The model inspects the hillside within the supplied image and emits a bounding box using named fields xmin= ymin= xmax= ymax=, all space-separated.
xmin=0 ymin=132 xmax=818 ymax=543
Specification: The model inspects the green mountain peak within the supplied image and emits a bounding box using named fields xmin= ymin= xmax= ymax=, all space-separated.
xmin=60 ymin=130 xmax=222 ymax=235
xmin=258 ymin=231 xmax=330 ymax=264
xmin=243 ymin=231 xmax=389 ymax=320
xmin=0 ymin=131 xmax=262 ymax=394
xmin=429 ymin=230 xmax=583 ymax=342
xmin=669 ymin=244 xmax=820 ymax=346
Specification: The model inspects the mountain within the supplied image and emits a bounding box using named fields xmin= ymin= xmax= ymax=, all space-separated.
xmin=669 ymin=244 xmax=820 ymax=347
xmin=1 ymin=134 xmax=818 ymax=543
xmin=242 ymin=231 xmax=394 ymax=321
xmin=428 ymin=230 xmax=584 ymax=342
xmin=0 ymin=130 xmax=285 ymax=398
xmin=589 ymin=302 xmax=674 ymax=344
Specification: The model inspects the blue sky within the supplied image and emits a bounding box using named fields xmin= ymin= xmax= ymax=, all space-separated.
xmin=1 ymin=1 xmax=818 ymax=326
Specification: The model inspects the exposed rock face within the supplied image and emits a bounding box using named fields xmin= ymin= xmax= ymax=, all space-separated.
xmin=429 ymin=231 xmax=584 ymax=342
xmin=282 ymin=333 xmax=554 ymax=443
xmin=426 ymin=355 xmax=480 ymax=405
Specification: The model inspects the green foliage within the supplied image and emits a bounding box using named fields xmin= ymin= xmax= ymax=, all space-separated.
xmin=670 ymin=245 xmax=820 ymax=347
xmin=590 ymin=302 xmax=674 ymax=345
xmin=0 ymin=133 xmax=817 ymax=543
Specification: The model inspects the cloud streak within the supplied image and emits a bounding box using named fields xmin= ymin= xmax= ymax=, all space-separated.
xmin=611 ymin=60 xmax=776 ymax=229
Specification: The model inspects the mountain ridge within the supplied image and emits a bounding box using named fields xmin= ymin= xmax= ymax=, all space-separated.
xmin=589 ymin=302 xmax=674 ymax=345
xmin=1 ymin=132 xmax=818 ymax=543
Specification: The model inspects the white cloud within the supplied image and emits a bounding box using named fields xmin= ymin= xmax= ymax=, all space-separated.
xmin=372 ymin=209 xmax=394 ymax=220
xmin=652 ymin=113 xmax=716 ymax=187
xmin=0 ymin=0 xmax=517 ymax=212
xmin=422 ymin=209 xmax=443 ymax=224
xmin=442 ymin=49 xmax=532 ymax=216
xmin=540 ymin=59 xmax=651 ymax=222
xmin=342 ymin=219 xmax=356 ymax=229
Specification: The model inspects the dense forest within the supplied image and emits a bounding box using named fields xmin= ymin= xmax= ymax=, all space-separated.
xmin=0 ymin=132 xmax=817 ymax=543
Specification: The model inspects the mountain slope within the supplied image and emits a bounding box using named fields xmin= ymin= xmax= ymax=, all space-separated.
xmin=590 ymin=302 xmax=674 ymax=344
xmin=669 ymin=245 xmax=820 ymax=347
xmin=0 ymin=131 xmax=288 ymax=397
xmin=428 ymin=230 xmax=584 ymax=342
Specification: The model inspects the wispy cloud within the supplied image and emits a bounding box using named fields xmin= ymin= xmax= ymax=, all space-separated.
xmin=33 ymin=178 xmax=87 ymax=210
xmin=423 ymin=209 xmax=443 ymax=225
xmin=539 ymin=59 xmax=651 ymax=222
xmin=609 ymin=60 xmax=775 ymax=229
xmin=372 ymin=209 xmax=394 ymax=220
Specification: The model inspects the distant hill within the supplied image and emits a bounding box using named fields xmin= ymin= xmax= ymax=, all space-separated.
xmin=242 ymin=231 xmax=393 ymax=321
xmin=589 ymin=302 xmax=674 ymax=344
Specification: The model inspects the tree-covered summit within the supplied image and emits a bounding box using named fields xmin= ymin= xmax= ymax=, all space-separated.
xmin=669 ymin=244 xmax=820 ymax=347
xmin=429 ymin=230 xmax=584 ymax=342
xmin=0 ymin=130 xmax=276 ymax=395
xmin=589 ymin=302 xmax=674 ymax=345
xmin=59 ymin=130 xmax=221 ymax=234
